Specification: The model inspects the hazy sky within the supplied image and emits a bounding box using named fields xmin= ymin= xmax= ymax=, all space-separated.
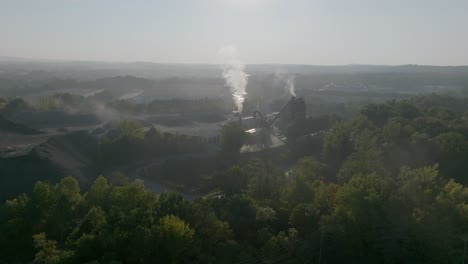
xmin=1 ymin=0 xmax=467 ymax=65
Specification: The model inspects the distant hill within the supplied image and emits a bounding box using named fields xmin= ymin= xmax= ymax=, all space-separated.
xmin=1 ymin=59 xmax=468 ymax=103
xmin=1 ymin=57 xmax=468 ymax=80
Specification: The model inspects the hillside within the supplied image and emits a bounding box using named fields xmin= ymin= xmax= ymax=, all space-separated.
xmin=0 ymin=131 xmax=99 ymax=201
xmin=0 ymin=116 xmax=42 ymax=134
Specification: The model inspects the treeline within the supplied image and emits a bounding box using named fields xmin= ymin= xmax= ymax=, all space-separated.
xmin=0 ymin=97 xmax=32 ymax=115
xmin=98 ymin=120 xmax=207 ymax=167
xmin=108 ymin=98 xmax=229 ymax=115
xmin=1 ymin=176 xmax=206 ymax=263
xmin=1 ymin=93 xmax=228 ymax=117
xmin=1 ymin=161 xmax=466 ymax=263
xmin=0 ymin=76 xmax=153 ymax=98
xmin=323 ymin=93 xmax=468 ymax=185
xmin=0 ymin=94 xmax=103 ymax=115
xmin=35 ymin=93 xmax=101 ymax=112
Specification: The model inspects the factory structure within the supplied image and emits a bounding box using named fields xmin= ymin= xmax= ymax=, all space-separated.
xmin=237 ymin=96 xmax=306 ymax=149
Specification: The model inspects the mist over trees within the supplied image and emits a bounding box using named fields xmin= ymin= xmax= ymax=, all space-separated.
xmin=1 ymin=93 xmax=468 ymax=263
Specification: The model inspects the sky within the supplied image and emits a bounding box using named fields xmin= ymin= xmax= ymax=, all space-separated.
xmin=1 ymin=0 xmax=467 ymax=65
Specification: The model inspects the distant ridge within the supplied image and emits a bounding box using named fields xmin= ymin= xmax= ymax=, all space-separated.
xmin=1 ymin=55 xmax=467 ymax=68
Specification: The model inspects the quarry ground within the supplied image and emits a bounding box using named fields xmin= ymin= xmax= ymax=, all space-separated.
xmin=0 ymin=110 xmax=228 ymax=201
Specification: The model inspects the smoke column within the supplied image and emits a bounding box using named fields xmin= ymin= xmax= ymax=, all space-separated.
xmin=218 ymin=46 xmax=248 ymax=113
xmin=274 ymin=72 xmax=297 ymax=97
xmin=285 ymin=75 xmax=296 ymax=97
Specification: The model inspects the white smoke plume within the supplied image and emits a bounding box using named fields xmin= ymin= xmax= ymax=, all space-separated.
xmin=274 ymin=72 xmax=297 ymax=97
xmin=285 ymin=75 xmax=296 ymax=97
xmin=218 ymin=46 xmax=248 ymax=113
xmin=93 ymin=101 xmax=121 ymax=121
xmin=119 ymin=90 xmax=144 ymax=100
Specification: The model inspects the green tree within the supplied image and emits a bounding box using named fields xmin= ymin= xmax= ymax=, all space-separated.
xmin=220 ymin=121 xmax=246 ymax=153
xmin=156 ymin=215 xmax=195 ymax=263
xmin=433 ymin=132 xmax=468 ymax=184
xmin=117 ymin=120 xmax=145 ymax=140
xmin=360 ymin=103 xmax=391 ymax=126
xmin=33 ymin=233 xmax=72 ymax=264
xmin=214 ymin=166 xmax=250 ymax=196
xmin=322 ymin=121 xmax=353 ymax=170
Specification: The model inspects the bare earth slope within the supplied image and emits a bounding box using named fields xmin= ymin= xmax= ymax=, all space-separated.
xmin=0 ymin=131 xmax=99 ymax=201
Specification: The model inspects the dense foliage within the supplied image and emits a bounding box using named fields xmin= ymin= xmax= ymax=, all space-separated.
xmin=1 ymin=93 xmax=468 ymax=263
xmin=98 ymin=120 xmax=207 ymax=167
